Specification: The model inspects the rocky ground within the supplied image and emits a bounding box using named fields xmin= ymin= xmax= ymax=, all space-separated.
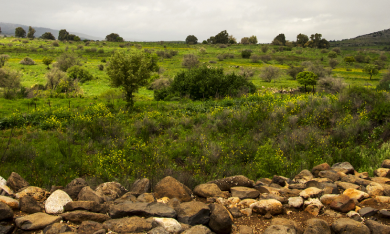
xmin=2 ymin=160 xmax=390 ymax=234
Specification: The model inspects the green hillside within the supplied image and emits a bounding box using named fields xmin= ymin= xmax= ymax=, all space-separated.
xmin=330 ymin=28 xmax=390 ymax=48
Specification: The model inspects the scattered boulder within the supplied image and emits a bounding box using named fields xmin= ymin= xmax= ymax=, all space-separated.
xmin=343 ymin=188 xmax=369 ymax=201
xmin=15 ymin=186 xmax=49 ymax=201
xmin=320 ymin=194 xmax=339 ymax=205
xmin=250 ymin=199 xmax=283 ymax=215
xmin=45 ymin=190 xmax=72 ymax=214
xmin=0 ymin=195 xmax=19 ymax=209
xmin=103 ymin=216 xmax=152 ymax=234
xmin=208 ymin=203 xmax=233 ymax=233
xmin=331 ymin=218 xmax=370 ymax=234
xmin=228 ymin=207 xmax=243 ymax=218
xmin=381 ymin=159 xmax=390 ymax=169
xmin=264 ymin=225 xmax=296 ymax=234
xmin=130 ymin=178 xmax=151 ymax=196
xmin=332 ymin=162 xmax=355 ymax=174
xmin=312 ymin=163 xmax=330 ymax=177
xmin=293 ymin=170 xmax=313 ymax=184
xmin=95 ymin=182 xmax=127 ymax=202
xmin=288 ymin=197 xmax=303 ymax=208
xmin=154 ymin=176 xmax=192 ymax=202
xmin=336 ymin=181 xmax=360 ymax=190
xmin=304 ymin=218 xmax=331 ymax=234
xmin=6 ymin=172 xmax=29 ymax=193
xmin=239 ymin=225 xmax=253 ymax=234
xmin=61 ymin=210 xmax=110 ymax=223
xmin=152 ymin=218 xmax=182 ymax=234
xmin=207 ymin=175 xmax=254 ymax=191
xmin=177 ymin=201 xmax=210 ymax=225
xmin=271 ymin=218 xmax=301 ymax=233
xmin=330 ymin=195 xmax=356 ymax=213
xmin=109 ymin=201 xmax=177 ymax=219
xmin=64 ymin=201 xmax=101 ymax=213
xmin=366 ymin=182 xmax=384 ymax=197
xmin=64 ymin=178 xmax=88 ymax=200
xmin=365 ymin=220 xmax=390 ymax=234
xmin=230 ymin=187 xmax=259 ymax=199
xmin=272 ymin=175 xmax=291 ymax=187
xmin=15 ymin=212 xmax=61 ymax=230
xmin=137 ymin=193 xmax=156 ymax=203
xmin=358 ymin=207 xmax=378 ymax=217
xmin=0 ymin=183 xmax=14 ymax=197
xmin=43 ymin=222 xmax=74 ymax=234
xmin=0 ymin=224 xmax=14 ymax=234
xmin=181 ymin=224 xmax=213 ymax=234
xmin=318 ymin=170 xmax=340 ymax=182
xmin=78 ymin=186 xmax=104 ymax=204
xmin=299 ymin=187 xmax=323 ymax=199
xmin=77 ymin=220 xmax=105 ymax=234
xmin=379 ymin=209 xmax=390 ymax=218
xmin=0 ymin=201 xmax=14 ymax=221
xmin=374 ymin=168 xmax=390 ymax=177
xmin=20 ymin=195 xmax=42 ymax=214
xmin=193 ymin=183 xmax=224 ymax=198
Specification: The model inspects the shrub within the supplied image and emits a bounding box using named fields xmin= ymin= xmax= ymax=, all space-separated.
xmin=182 ymin=54 xmax=199 ymax=69
xmin=260 ymin=55 xmax=272 ymax=63
xmin=98 ymin=48 xmax=104 ymax=53
xmin=306 ymin=62 xmax=332 ymax=78
xmin=67 ymin=65 xmax=93 ymax=83
xmin=297 ymin=71 xmax=318 ymax=92
xmin=295 ymin=49 xmax=303 ymax=54
xmin=363 ymin=64 xmax=379 ymax=80
xmin=148 ymin=78 xmax=172 ymax=90
xmin=22 ymin=40 xmax=29 ymax=44
xmin=54 ymin=53 xmax=81 ymax=72
xmin=286 ymin=65 xmax=304 ymax=80
xmin=379 ymin=54 xmax=388 ymax=62
xmin=19 ymin=57 xmax=35 ymax=65
xmin=329 ymin=59 xmax=339 ymax=69
xmin=317 ymin=77 xmax=346 ymax=94
xmin=199 ymin=47 xmax=206 ymax=54
xmin=239 ymin=67 xmax=255 ymax=79
xmin=42 ymin=57 xmax=53 ymax=69
xmin=374 ymin=60 xmax=386 ymax=70
xmin=167 ymin=66 xmax=256 ymax=100
xmin=278 ymin=46 xmax=284 ymax=52
xmin=0 ymin=68 xmax=21 ymax=99
xmin=355 ymin=54 xmax=366 ymax=63
xmin=0 ymin=54 xmax=10 ymax=68
xmin=250 ymin=55 xmax=261 ymax=63
xmin=332 ymin=47 xmax=341 ymax=55
xmin=52 ymin=41 xmax=59 ymax=47
xmin=45 ymin=68 xmax=77 ymax=93
xmin=261 ymin=45 xmax=269 ymax=53
xmin=259 ymin=66 xmax=282 ymax=82
xmin=275 ymin=56 xmax=285 ymax=64
xmin=328 ymin=51 xmax=337 ymax=58
xmin=77 ymin=45 xmax=84 ymax=50
xmin=321 ymin=49 xmax=329 ymax=54
xmin=98 ymin=64 xmax=104 ymax=71
xmin=219 ymin=44 xmax=227 ymax=48
xmin=241 ymin=49 xmax=252 ymax=58
xmin=377 ymin=70 xmax=390 ymax=91
xmin=217 ymin=54 xmax=224 ymax=61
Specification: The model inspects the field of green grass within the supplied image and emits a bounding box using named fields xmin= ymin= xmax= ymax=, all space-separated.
xmin=1 ymin=36 xmax=390 ymax=189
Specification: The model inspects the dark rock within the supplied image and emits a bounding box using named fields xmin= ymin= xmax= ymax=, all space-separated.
xmin=381 ymin=159 xmax=390 ymax=169
xmin=95 ymin=182 xmax=127 ymax=202
xmin=350 ymin=214 xmax=363 ymax=222
xmin=77 ymin=221 xmax=105 ymax=234
xmin=147 ymin=226 xmax=169 ymax=234
xmin=379 ymin=209 xmax=390 ymax=218
xmin=15 ymin=213 xmax=62 ymax=230
xmin=64 ymin=178 xmax=88 ymax=200
xmin=130 ymin=178 xmax=151 ymax=196
xmin=365 ymin=220 xmax=390 ymax=234
xmin=272 ymin=175 xmax=292 ymax=187
xmin=64 ymin=201 xmax=101 ymax=213
xmin=332 ymin=162 xmax=355 ymax=174
xmin=269 ymin=183 xmax=283 ymax=188
xmin=319 ymin=170 xmax=340 ymax=182
xmin=78 ymin=186 xmax=104 ymax=204
xmin=359 ymin=207 xmax=378 ymax=217
xmin=177 ymin=201 xmax=210 ymax=226
xmin=279 ymin=187 xmax=301 ymax=198
xmin=109 ymin=202 xmax=177 ymax=219
xmin=264 ymin=225 xmax=296 ymax=234
xmin=207 ymin=175 xmax=254 ymax=191
xmin=304 ymin=218 xmax=331 ymax=234
xmin=271 ymin=218 xmax=301 ymax=233
xmin=43 ymin=223 xmax=74 ymax=234
xmin=330 ymin=195 xmax=356 ymax=213
xmin=0 ymin=202 xmax=13 ymax=221
xmin=239 ymin=225 xmax=253 ymax=234
xmin=208 ymin=203 xmax=232 ymax=233
xmin=181 ymin=225 xmax=213 ymax=234
xmin=137 ymin=193 xmax=156 ymax=203
xmin=117 ymin=192 xmax=137 ymax=202
xmin=60 ymin=210 xmax=110 ymax=223
xmin=167 ymin=198 xmax=181 ymax=212
xmin=312 ymin=163 xmax=331 ymax=178
xmin=20 ymin=195 xmax=42 ymax=214
xmin=154 ymin=176 xmax=192 ymax=202
xmin=0 ymin=224 xmax=14 ymax=234
xmin=6 ymin=172 xmax=29 ymax=193
xmin=193 ymin=183 xmax=224 ymax=198
xmin=103 ymin=216 xmax=152 ymax=234
xmin=230 ymin=187 xmax=259 ymax=199
xmin=228 ymin=207 xmax=243 ymax=218
xmin=331 ymin=218 xmax=370 ymax=234
xmin=293 ymin=169 xmax=313 ymax=184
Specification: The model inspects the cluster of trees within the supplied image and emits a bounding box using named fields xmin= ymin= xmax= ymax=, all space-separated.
xmin=206 ymin=30 xmax=229 ymax=44
xmin=58 ymin=29 xmax=80 ymax=41
xmin=105 ymin=33 xmax=124 ymax=42
xmin=272 ymin=33 xmax=329 ymax=49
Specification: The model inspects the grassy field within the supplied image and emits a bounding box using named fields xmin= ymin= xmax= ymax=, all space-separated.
xmin=1 ymin=36 xmax=390 ymax=189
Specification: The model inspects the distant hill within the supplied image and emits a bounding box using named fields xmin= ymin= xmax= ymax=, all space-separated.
xmin=0 ymin=22 xmax=103 ymax=41
xmin=330 ymin=28 xmax=390 ymax=47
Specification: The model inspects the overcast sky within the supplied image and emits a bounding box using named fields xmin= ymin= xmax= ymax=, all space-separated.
xmin=2 ymin=0 xmax=390 ymax=42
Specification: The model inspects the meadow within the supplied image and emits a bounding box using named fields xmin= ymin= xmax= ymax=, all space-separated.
xmin=1 ymin=36 xmax=390 ymax=189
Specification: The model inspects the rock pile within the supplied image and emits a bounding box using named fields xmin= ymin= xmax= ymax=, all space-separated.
xmin=2 ymin=161 xmax=390 ymax=233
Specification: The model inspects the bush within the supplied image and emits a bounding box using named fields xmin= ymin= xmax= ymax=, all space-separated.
xmin=259 ymin=66 xmax=282 ymax=82
xmin=182 ymin=54 xmax=199 ymax=69
xmin=199 ymin=47 xmax=206 ymax=54
xmin=239 ymin=67 xmax=255 ymax=79
xmin=219 ymin=44 xmax=227 ymax=48
xmin=45 ymin=68 xmax=80 ymax=93
xmin=98 ymin=64 xmax=104 ymax=71
xmin=217 ymin=54 xmax=224 ymax=61
xmin=329 ymin=59 xmax=339 ymax=69
xmin=250 ymin=55 xmax=261 ymax=63
xmin=42 ymin=57 xmax=53 ymax=68
xmin=332 ymin=47 xmax=341 ymax=55
xmin=241 ymin=49 xmax=252 ymax=58
xmin=52 ymin=41 xmax=59 ymax=47
xmin=260 ymin=55 xmax=272 ymax=63
xmin=297 ymin=71 xmax=318 ymax=92
xmin=355 ymin=54 xmax=366 ymax=63
xmin=261 ymin=45 xmax=269 ymax=53
xmin=98 ymin=48 xmax=104 ymax=53
xmin=317 ymin=77 xmax=346 ymax=94
xmin=305 ymin=61 xmax=332 ymax=78
xmin=148 ymin=78 xmax=172 ymax=90
xmin=0 ymin=68 xmax=21 ymax=99
xmin=77 ymin=45 xmax=84 ymax=50
xmin=54 ymin=53 xmax=81 ymax=72
xmin=321 ymin=49 xmax=329 ymax=54
xmin=295 ymin=49 xmax=303 ymax=54
xmin=379 ymin=54 xmax=388 ymax=62
xmin=377 ymin=70 xmax=390 ymax=91
xmin=275 ymin=56 xmax=285 ymax=64
xmin=286 ymin=66 xmax=304 ymax=80
xmin=19 ymin=57 xmax=35 ymax=65
xmin=0 ymin=54 xmax=10 ymax=68
xmin=328 ymin=51 xmax=337 ymax=58
xmin=166 ymin=66 xmax=256 ymax=100
xmin=67 ymin=65 xmax=93 ymax=83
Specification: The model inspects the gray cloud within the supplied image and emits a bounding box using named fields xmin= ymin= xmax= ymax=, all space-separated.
xmin=3 ymin=0 xmax=389 ymax=42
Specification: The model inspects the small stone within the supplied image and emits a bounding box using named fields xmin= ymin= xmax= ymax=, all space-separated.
xmin=331 ymin=218 xmax=370 ymax=234
xmin=43 ymin=222 xmax=74 ymax=234
xmin=193 ymin=183 xmax=224 ymax=198
xmin=6 ymin=172 xmax=29 ymax=193
xmin=299 ymin=187 xmax=323 ymax=199
xmin=78 ymin=186 xmax=104 ymax=204
xmin=15 ymin=212 xmax=62 ymax=230
xmin=103 ymin=216 xmax=152 ymax=234
xmin=374 ymin=168 xmax=390 ymax=177
xmin=130 ymin=178 xmax=151 ymax=196
xmin=342 ymin=188 xmax=369 ymax=201
xmin=152 ymin=218 xmax=182 ymax=234
xmin=365 ymin=220 xmax=390 ymax=234
xmin=63 ymin=201 xmax=101 ymax=213
xmin=323 ymin=209 xmax=342 ymax=217
xmin=228 ymin=207 xmax=243 ymax=218
xmin=272 ymin=175 xmax=291 ymax=187
xmin=366 ymin=182 xmax=384 ymax=197
xmin=264 ymin=225 xmax=295 ymax=234
xmin=330 ymin=195 xmax=356 ymax=213
xmin=336 ymin=181 xmax=360 ymax=190
xmin=359 ymin=207 xmax=378 ymax=217
xmin=238 ymin=199 xmax=256 ymax=208
xmin=63 ymin=178 xmax=88 ymax=200
xmin=61 ymin=210 xmax=110 ymax=223
xmin=45 ymin=190 xmax=73 ymax=214
xmin=181 ymin=225 xmax=212 ymax=234
xmin=379 ymin=209 xmax=390 ymax=218
xmin=207 ymin=175 xmax=254 ymax=191
xmin=305 ymin=205 xmax=320 ymax=216
xmin=381 ymin=159 xmax=390 ymax=169
xmin=264 ymin=212 xmax=273 ymax=219
xmin=77 ymin=221 xmax=105 ymax=234
xmin=208 ymin=203 xmax=233 ymax=234
xmin=20 ymin=195 xmax=42 ymax=214
xmin=271 ymin=218 xmax=301 ymax=233
xmin=293 ymin=169 xmax=313 ymax=184
xmin=177 ymin=201 xmax=210 ymax=225
xmin=320 ymin=194 xmax=339 ymax=205
xmin=239 ymin=225 xmax=253 ymax=234
xmin=0 ymin=201 xmax=13 ymax=220
xmin=154 ymin=176 xmax=192 ymax=202
xmin=147 ymin=226 xmax=169 ymax=234
xmin=312 ymin=163 xmax=331 ymax=177
xmin=230 ymin=187 xmax=260 ymax=199
xmin=15 ymin=186 xmax=50 ymax=201
xmin=0 ymin=195 xmax=19 ymax=209
xmin=95 ymin=182 xmax=127 ymax=202
xmin=304 ymin=218 xmax=331 ymax=234
xmin=288 ymin=197 xmax=303 ymax=208
xmin=319 ymin=170 xmax=340 ymax=182
xmin=0 ymin=224 xmax=14 ymax=234
xmin=240 ymin=208 xmax=252 ymax=217
xmin=250 ymin=199 xmax=283 ymax=215
xmin=332 ymin=162 xmax=355 ymax=174
xmin=137 ymin=193 xmax=156 ymax=203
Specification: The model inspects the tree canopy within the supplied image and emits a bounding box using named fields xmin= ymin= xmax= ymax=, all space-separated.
xmin=185 ymin=35 xmax=198 ymax=44
xmin=273 ymin=34 xmax=286 ymax=46
xmin=363 ymin=64 xmax=379 ymax=80
xmin=41 ymin=32 xmax=55 ymax=40
xmin=248 ymin=35 xmax=258 ymax=44
xmin=27 ymin=26 xmax=36 ymax=39
xmin=297 ymin=71 xmax=318 ymax=92
xmin=296 ymin=34 xmax=309 ymax=47
xmin=58 ymin=29 xmax=69 ymax=41
xmin=207 ymin=30 xmax=229 ymax=44
xmin=106 ymin=33 xmax=124 ymax=42
xmin=15 ymin=27 xmax=26 ymax=38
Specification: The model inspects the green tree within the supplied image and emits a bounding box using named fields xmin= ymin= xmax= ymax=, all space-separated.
xmin=273 ymin=34 xmax=286 ymax=46
xmin=41 ymin=32 xmax=55 ymax=40
xmin=0 ymin=55 xmax=10 ymax=68
xmin=106 ymin=51 xmax=158 ymax=108
xmin=363 ymin=64 xmax=379 ymax=80
xmin=58 ymin=29 xmax=69 ymax=41
xmin=344 ymin=56 xmax=355 ymax=67
xmin=296 ymin=33 xmax=309 ymax=46
xmin=202 ymin=40 xmax=208 ymax=44
xmin=228 ymin=35 xmax=237 ymax=44
xmin=185 ymin=35 xmax=198 ymax=44
xmin=328 ymin=51 xmax=337 ymax=58
xmin=310 ymin=33 xmax=322 ymax=48
xmin=105 ymin=33 xmax=123 ymax=42
xmin=42 ymin=57 xmax=53 ymax=69
xmin=0 ymin=67 xmax=21 ymax=98
xmin=0 ymin=27 xmax=2 ymax=35
xmin=15 ymin=27 xmax=26 ymax=38
xmin=241 ymin=37 xmax=250 ymax=45
xmin=214 ymin=30 xmax=229 ymax=44
xmin=27 ymin=26 xmax=36 ymax=39
xmin=297 ymin=71 xmax=318 ymax=92
xmin=249 ymin=35 xmax=258 ymax=44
